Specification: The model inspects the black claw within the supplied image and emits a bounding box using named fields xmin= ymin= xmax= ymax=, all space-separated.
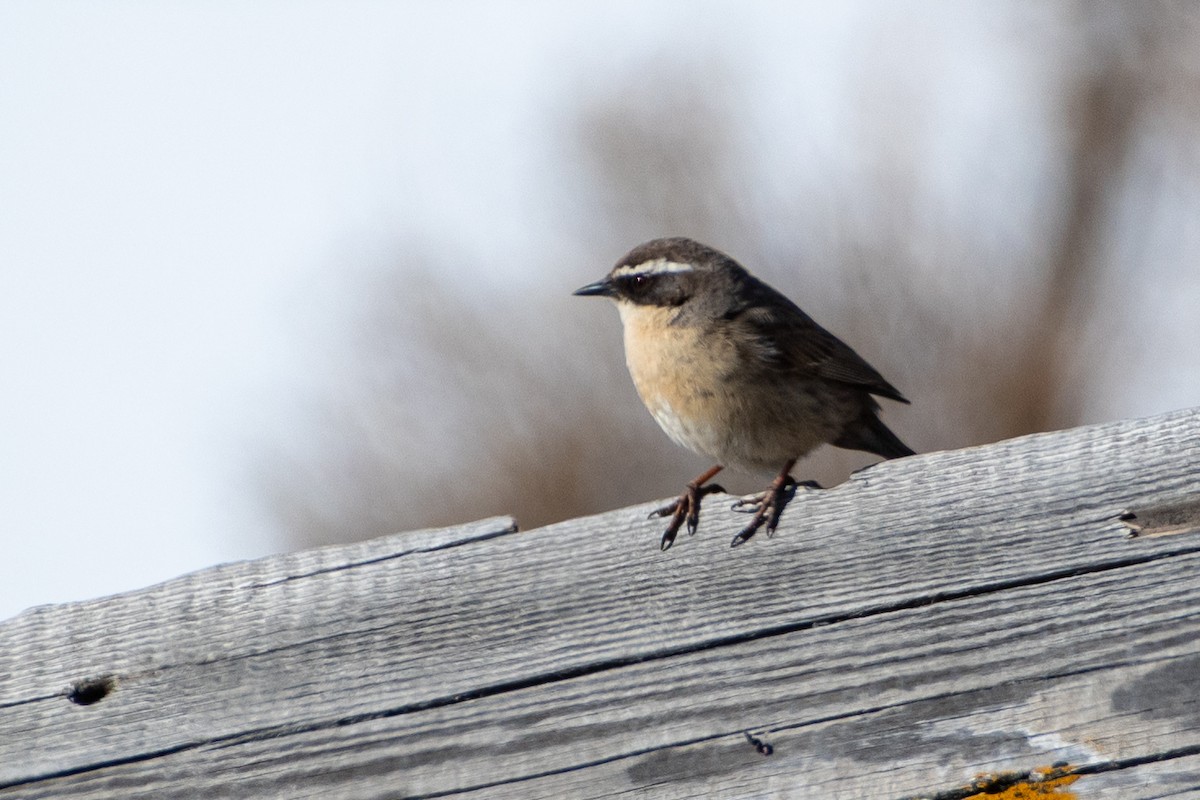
xmin=731 ymin=514 xmax=767 ymax=546
xmin=729 ymin=475 xmax=798 ymax=545
xmin=648 ymin=500 xmax=676 ymax=520
xmin=657 ymin=497 xmax=687 ymax=550
xmin=654 ymin=478 xmax=727 ymax=548
xmin=764 ymin=481 xmax=797 ymax=537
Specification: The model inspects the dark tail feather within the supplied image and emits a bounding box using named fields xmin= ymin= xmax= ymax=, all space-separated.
xmin=833 ymin=412 xmax=915 ymax=460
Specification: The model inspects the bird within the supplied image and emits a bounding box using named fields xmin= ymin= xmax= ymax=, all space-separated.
xmin=573 ymin=237 xmax=914 ymax=550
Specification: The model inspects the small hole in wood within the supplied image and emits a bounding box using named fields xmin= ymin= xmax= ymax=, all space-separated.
xmin=68 ymin=675 xmax=116 ymax=705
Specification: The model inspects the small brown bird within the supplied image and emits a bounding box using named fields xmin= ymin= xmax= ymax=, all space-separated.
xmin=574 ymin=237 xmax=914 ymax=550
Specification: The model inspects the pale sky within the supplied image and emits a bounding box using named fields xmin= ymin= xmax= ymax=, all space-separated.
xmin=2 ymin=2 xmax=1197 ymax=622
xmin=0 ymin=1 xmax=864 ymax=620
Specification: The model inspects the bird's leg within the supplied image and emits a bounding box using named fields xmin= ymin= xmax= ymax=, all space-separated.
xmin=730 ymin=459 xmax=798 ymax=547
xmin=651 ymin=464 xmax=725 ymax=550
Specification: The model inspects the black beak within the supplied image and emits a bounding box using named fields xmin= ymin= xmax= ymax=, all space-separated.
xmin=573 ymin=278 xmax=615 ymax=298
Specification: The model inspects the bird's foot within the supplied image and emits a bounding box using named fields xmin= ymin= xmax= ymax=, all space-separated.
xmin=651 ymin=481 xmax=726 ymax=551
xmin=729 ymin=475 xmax=812 ymax=547
xmin=731 ymin=479 xmax=821 ymax=514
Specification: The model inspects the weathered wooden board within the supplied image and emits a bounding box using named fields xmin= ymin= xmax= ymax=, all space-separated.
xmin=4 ymin=407 xmax=1200 ymax=798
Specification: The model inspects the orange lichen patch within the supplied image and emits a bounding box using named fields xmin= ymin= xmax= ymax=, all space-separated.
xmin=961 ymin=764 xmax=1079 ymax=799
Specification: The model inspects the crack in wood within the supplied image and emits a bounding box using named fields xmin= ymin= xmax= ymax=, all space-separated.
xmin=0 ymin=692 xmax=63 ymax=711
xmin=0 ymin=740 xmax=216 ymax=791
xmin=246 ymin=520 xmax=519 ymax=589
xmin=1119 ymin=497 xmax=1200 ymax=539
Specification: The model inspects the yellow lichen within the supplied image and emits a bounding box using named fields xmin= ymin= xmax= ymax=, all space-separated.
xmin=961 ymin=764 xmax=1079 ymax=799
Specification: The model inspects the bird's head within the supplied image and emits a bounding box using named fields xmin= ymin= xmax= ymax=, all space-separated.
xmin=573 ymin=237 xmax=746 ymax=323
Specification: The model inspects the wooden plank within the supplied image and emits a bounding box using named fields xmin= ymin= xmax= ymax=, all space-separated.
xmin=4 ymin=407 xmax=1200 ymax=798
xmin=11 ymin=549 xmax=1200 ymax=799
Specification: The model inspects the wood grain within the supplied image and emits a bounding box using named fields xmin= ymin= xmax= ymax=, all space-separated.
xmin=4 ymin=407 xmax=1200 ymax=798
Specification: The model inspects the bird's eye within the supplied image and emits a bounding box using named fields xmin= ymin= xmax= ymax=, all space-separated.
xmin=632 ymin=275 xmax=649 ymax=287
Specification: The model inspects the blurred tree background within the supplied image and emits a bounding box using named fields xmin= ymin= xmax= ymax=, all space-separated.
xmin=255 ymin=1 xmax=1200 ymax=550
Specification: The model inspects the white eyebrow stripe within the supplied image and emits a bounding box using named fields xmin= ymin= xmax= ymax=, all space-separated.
xmin=612 ymin=258 xmax=694 ymax=278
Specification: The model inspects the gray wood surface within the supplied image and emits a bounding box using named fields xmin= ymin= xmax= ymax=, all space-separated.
xmin=4 ymin=407 xmax=1200 ymax=799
